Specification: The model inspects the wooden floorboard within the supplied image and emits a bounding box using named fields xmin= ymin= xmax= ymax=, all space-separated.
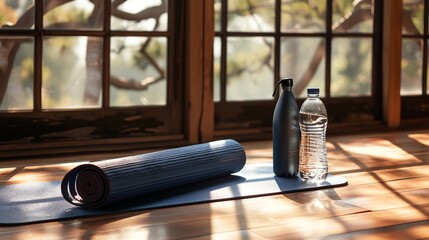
xmin=0 ymin=129 xmax=429 ymax=239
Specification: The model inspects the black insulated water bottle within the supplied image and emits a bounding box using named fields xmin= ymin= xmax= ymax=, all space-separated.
xmin=272 ymin=78 xmax=300 ymax=177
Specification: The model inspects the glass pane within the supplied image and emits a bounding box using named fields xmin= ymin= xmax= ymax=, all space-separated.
xmin=401 ymin=38 xmax=422 ymax=95
xmin=111 ymin=0 xmax=168 ymax=31
xmin=0 ymin=1 xmax=34 ymax=29
xmin=226 ymin=37 xmax=274 ymax=101
xmin=403 ymin=0 xmax=423 ymax=35
xmin=280 ymin=37 xmax=325 ymax=98
xmin=0 ymin=37 xmax=34 ymax=111
xmin=332 ymin=0 xmax=373 ymax=33
xmin=227 ymin=0 xmax=275 ymax=32
xmin=331 ymin=37 xmax=372 ymax=97
xmin=214 ymin=0 xmax=221 ymax=32
xmin=281 ymin=0 xmax=325 ymax=32
xmin=110 ymin=37 xmax=167 ymax=107
xmin=44 ymin=0 xmax=103 ymax=30
xmin=213 ymin=37 xmax=221 ymax=102
xmin=42 ymin=36 xmax=103 ymax=109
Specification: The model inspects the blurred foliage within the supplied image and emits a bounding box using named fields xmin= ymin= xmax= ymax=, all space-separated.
xmin=280 ymin=37 xmax=326 ymax=98
xmin=0 ymin=2 xmax=16 ymax=26
xmin=226 ymin=37 xmax=274 ymax=100
xmin=110 ymin=36 xmax=167 ymax=106
xmin=42 ymin=37 xmax=81 ymax=108
xmin=228 ymin=0 xmax=275 ymax=31
xmin=331 ymin=38 xmax=372 ymax=96
xmin=223 ymin=0 xmax=377 ymax=99
xmin=0 ymin=0 xmax=427 ymax=110
xmin=214 ymin=0 xmax=221 ymax=31
xmin=229 ymin=0 xmax=273 ymax=18
xmin=402 ymin=1 xmax=424 ymax=95
xmin=281 ymin=0 xmax=325 ymax=32
xmin=216 ymin=0 xmax=425 ymax=99
xmin=227 ymin=38 xmax=271 ymax=73
xmin=401 ymin=39 xmax=422 ymax=95
xmin=20 ymin=58 xmax=33 ymax=85
xmin=332 ymin=0 xmax=373 ymax=32
xmin=0 ymin=0 xmax=33 ymax=27
xmin=403 ymin=0 xmax=424 ymax=34
xmin=43 ymin=1 xmax=93 ymax=28
xmin=6 ymin=0 xmax=33 ymax=9
xmin=0 ymin=39 xmax=34 ymax=110
xmin=132 ymin=38 xmax=166 ymax=70
xmin=333 ymin=0 xmax=349 ymax=17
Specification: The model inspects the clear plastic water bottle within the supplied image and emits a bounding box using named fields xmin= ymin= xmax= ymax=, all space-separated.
xmin=299 ymin=88 xmax=328 ymax=183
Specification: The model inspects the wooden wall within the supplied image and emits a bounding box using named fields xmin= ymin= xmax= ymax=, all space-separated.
xmin=185 ymin=0 xmax=215 ymax=143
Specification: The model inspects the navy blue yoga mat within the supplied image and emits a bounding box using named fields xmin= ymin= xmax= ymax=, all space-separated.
xmin=62 ymin=139 xmax=246 ymax=209
xmin=0 ymin=141 xmax=348 ymax=225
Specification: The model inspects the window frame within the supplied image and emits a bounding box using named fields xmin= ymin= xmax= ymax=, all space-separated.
xmin=213 ymin=0 xmax=384 ymax=140
xmin=0 ymin=0 xmax=197 ymax=158
xmin=401 ymin=0 xmax=429 ymax=119
xmin=1 ymin=0 xmax=428 ymax=159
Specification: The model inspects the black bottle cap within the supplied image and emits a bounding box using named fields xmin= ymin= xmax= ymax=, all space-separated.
xmin=280 ymin=78 xmax=293 ymax=87
xmin=272 ymin=78 xmax=293 ymax=97
xmin=307 ymin=88 xmax=319 ymax=95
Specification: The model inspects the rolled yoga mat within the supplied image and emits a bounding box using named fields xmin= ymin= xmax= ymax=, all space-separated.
xmin=0 ymin=164 xmax=348 ymax=225
xmin=61 ymin=139 xmax=246 ymax=209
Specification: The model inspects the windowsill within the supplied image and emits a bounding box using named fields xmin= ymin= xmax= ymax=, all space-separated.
xmin=1 ymin=118 xmax=428 ymax=161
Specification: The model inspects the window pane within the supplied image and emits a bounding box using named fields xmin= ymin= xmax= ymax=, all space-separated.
xmin=215 ymin=0 xmax=221 ymax=32
xmin=281 ymin=0 xmax=325 ymax=32
xmin=44 ymin=0 xmax=103 ymax=30
xmin=228 ymin=0 xmax=275 ymax=32
xmin=226 ymin=37 xmax=274 ymax=101
xmin=111 ymin=0 xmax=168 ymax=31
xmin=331 ymin=37 xmax=372 ymax=97
xmin=42 ymin=36 xmax=102 ymax=109
xmin=332 ymin=0 xmax=373 ymax=33
xmin=110 ymin=37 xmax=167 ymax=107
xmin=403 ymin=0 xmax=423 ymax=35
xmin=213 ymin=37 xmax=221 ymax=102
xmin=0 ymin=1 xmax=34 ymax=29
xmin=0 ymin=37 xmax=34 ymax=111
xmin=401 ymin=38 xmax=422 ymax=96
xmin=280 ymin=37 xmax=325 ymax=98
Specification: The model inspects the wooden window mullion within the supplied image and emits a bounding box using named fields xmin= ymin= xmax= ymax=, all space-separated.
xmin=34 ymin=0 xmax=43 ymax=112
xmin=185 ymin=0 xmax=215 ymax=143
xmin=422 ymin=0 xmax=428 ymax=96
xmin=382 ymin=0 xmax=402 ymax=127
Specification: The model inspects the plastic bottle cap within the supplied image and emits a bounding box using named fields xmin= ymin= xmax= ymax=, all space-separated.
xmin=307 ymin=88 xmax=319 ymax=95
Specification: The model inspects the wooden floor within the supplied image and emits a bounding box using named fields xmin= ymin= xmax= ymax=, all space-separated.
xmin=1 ymin=129 xmax=429 ymax=239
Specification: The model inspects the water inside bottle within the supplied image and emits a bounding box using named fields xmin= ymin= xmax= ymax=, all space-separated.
xmin=299 ymin=112 xmax=328 ymax=183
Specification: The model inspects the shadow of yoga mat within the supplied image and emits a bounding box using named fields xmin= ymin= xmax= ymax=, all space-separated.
xmin=0 ymin=162 xmax=347 ymax=225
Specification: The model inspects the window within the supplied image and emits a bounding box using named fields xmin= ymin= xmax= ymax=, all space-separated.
xmin=401 ymin=0 xmax=429 ymax=118
xmin=1 ymin=1 xmax=428 ymax=157
xmin=0 ymin=0 xmax=184 ymax=154
xmin=214 ymin=0 xmax=382 ymax=137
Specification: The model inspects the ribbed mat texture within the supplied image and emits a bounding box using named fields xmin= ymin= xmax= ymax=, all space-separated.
xmin=62 ymin=139 xmax=246 ymax=208
xmin=0 ymin=162 xmax=348 ymax=225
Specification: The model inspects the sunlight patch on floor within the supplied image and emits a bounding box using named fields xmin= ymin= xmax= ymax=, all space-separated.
xmin=408 ymin=133 xmax=429 ymax=147
xmin=337 ymin=138 xmax=422 ymax=167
